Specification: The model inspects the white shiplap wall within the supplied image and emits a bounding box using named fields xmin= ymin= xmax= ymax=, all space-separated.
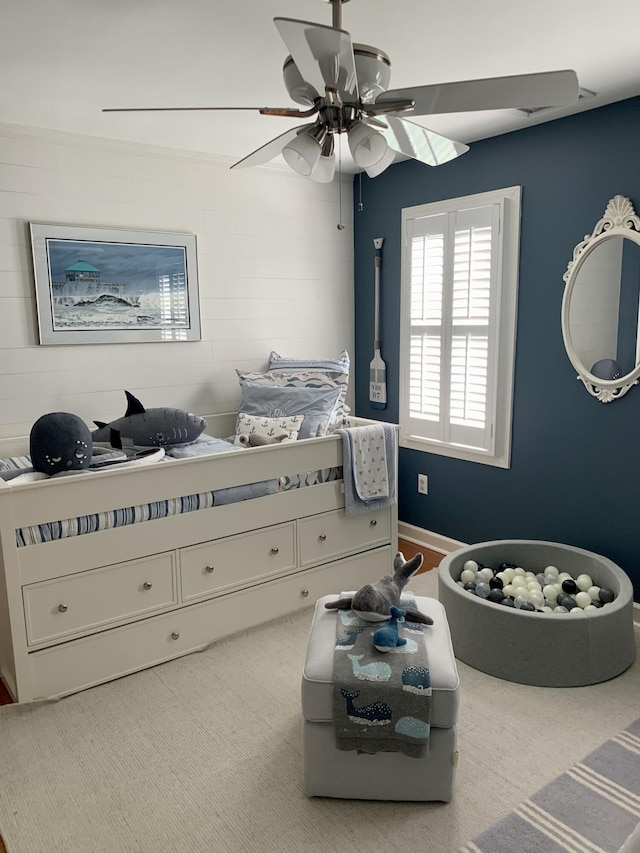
xmin=0 ymin=123 xmax=354 ymax=440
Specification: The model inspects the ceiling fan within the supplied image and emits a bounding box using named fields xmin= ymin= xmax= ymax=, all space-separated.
xmin=103 ymin=0 xmax=579 ymax=183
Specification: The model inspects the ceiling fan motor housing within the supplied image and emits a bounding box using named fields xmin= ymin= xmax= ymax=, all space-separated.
xmin=283 ymin=44 xmax=391 ymax=107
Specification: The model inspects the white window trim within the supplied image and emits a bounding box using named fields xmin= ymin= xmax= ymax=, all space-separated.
xmin=399 ymin=185 xmax=521 ymax=468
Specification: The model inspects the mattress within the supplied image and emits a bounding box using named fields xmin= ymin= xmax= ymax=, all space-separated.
xmin=2 ymin=439 xmax=342 ymax=548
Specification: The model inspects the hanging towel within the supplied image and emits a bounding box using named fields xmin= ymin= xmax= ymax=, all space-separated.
xmin=337 ymin=424 xmax=397 ymax=516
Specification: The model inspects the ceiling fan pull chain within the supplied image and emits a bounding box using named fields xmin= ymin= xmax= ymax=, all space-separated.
xmin=358 ymin=172 xmax=364 ymax=212
xmin=337 ymin=141 xmax=345 ymax=230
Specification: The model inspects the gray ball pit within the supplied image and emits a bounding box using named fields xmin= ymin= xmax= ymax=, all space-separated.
xmin=438 ymin=540 xmax=636 ymax=687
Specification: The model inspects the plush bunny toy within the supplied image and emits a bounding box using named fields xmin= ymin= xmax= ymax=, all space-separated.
xmin=324 ymin=551 xmax=433 ymax=625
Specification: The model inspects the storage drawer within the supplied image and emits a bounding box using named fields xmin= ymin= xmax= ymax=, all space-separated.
xmin=27 ymin=545 xmax=392 ymax=701
xmin=180 ymin=522 xmax=296 ymax=602
xmin=298 ymin=507 xmax=390 ymax=567
xmin=23 ymin=552 xmax=177 ymax=646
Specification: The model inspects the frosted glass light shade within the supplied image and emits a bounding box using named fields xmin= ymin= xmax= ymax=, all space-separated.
xmin=348 ymin=122 xmax=388 ymax=168
xmin=282 ymin=132 xmax=322 ymax=176
xmin=310 ymin=153 xmax=336 ymax=183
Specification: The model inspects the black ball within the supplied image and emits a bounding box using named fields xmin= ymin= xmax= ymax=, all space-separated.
xmin=500 ymin=597 xmax=516 ymax=607
xmin=499 ymin=562 xmax=517 ymax=571
xmin=599 ymin=588 xmax=615 ymax=604
xmin=464 ymin=582 xmax=477 ymax=592
xmin=591 ymin=598 xmax=604 ymax=608
xmin=487 ymin=589 xmax=505 ymax=603
xmin=519 ymin=602 xmax=536 ymax=611
xmin=489 ymin=576 xmax=504 ymax=590
xmin=562 ymin=579 xmax=578 ymax=594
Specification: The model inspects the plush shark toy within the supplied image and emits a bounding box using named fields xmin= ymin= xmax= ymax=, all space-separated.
xmin=92 ymin=391 xmax=207 ymax=448
xmin=325 ymin=551 xmax=433 ymax=625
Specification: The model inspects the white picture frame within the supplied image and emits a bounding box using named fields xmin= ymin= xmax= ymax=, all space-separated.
xmin=30 ymin=222 xmax=201 ymax=345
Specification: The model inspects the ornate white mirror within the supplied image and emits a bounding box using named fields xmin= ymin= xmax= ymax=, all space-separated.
xmin=562 ymin=195 xmax=640 ymax=402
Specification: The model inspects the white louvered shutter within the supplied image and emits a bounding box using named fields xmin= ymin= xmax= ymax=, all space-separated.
xmin=403 ymin=202 xmax=501 ymax=454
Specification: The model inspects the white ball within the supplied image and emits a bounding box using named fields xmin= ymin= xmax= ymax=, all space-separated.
xmin=543 ymin=584 xmax=559 ymax=602
xmin=457 ymin=580 xmax=465 ymax=587
xmin=526 ymin=581 xmax=542 ymax=592
xmin=502 ymin=568 xmax=515 ymax=583
xmin=513 ymin=567 xmax=526 ymax=577
xmin=545 ymin=565 xmax=559 ymax=578
xmin=529 ymin=592 xmax=544 ymax=609
xmin=512 ymin=576 xmax=526 ymax=588
xmin=587 ymin=585 xmax=601 ymax=601
xmin=460 ymin=569 xmax=476 ymax=584
xmin=541 ymin=606 xmax=554 ymax=613
xmin=576 ymin=574 xmax=593 ymax=592
xmin=502 ymin=584 xmax=516 ymax=597
xmin=463 ymin=560 xmax=479 ymax=573
xmin=557 ymin=572 xmax=572 ymax=583
xmin=575 ymin=591 xmax=591 ymax=609
xmin=570 ymin=606 xmax=584 ymax=616
xmin=584 ymin=605 xmax=598 ymax=612
xmin=554 ymin=606 xmax=569 ymax=613
xmin=480 ymin=567 xmax=494 ymax=582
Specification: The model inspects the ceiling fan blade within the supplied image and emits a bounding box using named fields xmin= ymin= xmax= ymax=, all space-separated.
xmin=377 ymin=116 xmax=469 ymax=167
xmin=102 ymin=106 xmax=317 ymax=118
xmin=274 ymin=17 xmax=358 ymax=101
xmin=229 ymin=124 xmax=311 ymax=170
xmin=373 ymin=69 xmax=579 ymax=116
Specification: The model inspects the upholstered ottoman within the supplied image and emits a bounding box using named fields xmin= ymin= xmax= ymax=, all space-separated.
xmin=301 ymin=594 xmax=459 ymax=801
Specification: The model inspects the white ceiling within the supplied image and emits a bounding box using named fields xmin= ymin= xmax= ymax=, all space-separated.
xmin=3 ymin=0 xmax=640 ymax=173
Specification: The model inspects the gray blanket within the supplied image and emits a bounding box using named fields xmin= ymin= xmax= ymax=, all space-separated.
xmin=332 ymin=595 xmax=432 ymax=759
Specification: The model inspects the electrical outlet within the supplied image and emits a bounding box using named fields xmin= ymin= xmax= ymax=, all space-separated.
xmin=417 ymin=474 xmax=428 ymax=495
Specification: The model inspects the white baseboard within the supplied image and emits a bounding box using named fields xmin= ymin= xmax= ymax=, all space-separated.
xmin=398 ymin=523 xmax=640 ymax=627
xmin=398 ymin=522 xmax=466 ymax=556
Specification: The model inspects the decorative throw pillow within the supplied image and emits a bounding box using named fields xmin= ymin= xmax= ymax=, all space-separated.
xmin=268 ymin=349 xmax=350 ymax=376
xmin=234 ymin=412 xmax=303 ymax=446
xmin=236 ymin=367 xmax=349 ymax=432
xmin=238 ymin=382 xmax=342 ymax=439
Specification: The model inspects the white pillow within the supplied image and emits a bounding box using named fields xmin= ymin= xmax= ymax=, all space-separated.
xmin=234 ymin=412 xmax=304 ymax=446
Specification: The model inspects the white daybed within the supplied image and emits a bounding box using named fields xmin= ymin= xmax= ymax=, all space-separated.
xmin=0 ymin=413 xmax=398 ymax=702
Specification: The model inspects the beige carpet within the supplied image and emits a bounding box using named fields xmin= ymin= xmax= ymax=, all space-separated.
xmin=0 ymin=570 xmax=639 ymax=853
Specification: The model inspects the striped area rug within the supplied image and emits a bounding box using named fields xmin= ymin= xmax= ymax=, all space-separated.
xmin=460 ymin=717 xmax=640 ymax=853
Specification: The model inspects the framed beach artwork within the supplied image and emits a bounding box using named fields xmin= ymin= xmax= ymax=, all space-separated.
xmin=29 ymin=223 xmax=201 ymax=345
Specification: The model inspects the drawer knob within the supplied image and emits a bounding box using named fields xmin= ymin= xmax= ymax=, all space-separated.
xmin=205 ymin=565 xmax=215 ymax=574
xmin=370 ymin=519 xmax=378 ymax=527
xmin=57 ymin=603 xmax=68 ymax=613
xmin=270 ymin=547 xmax=279 ymax=555
xmin=171 ymin=632 xmax=180 ymax=641
xmin=143 ymin=581 xmax=153 ymax=590
xmin=318 ymin=533 xmax=327 ymax=541
xmin=301 ymin=589 xmax=309 ymax=598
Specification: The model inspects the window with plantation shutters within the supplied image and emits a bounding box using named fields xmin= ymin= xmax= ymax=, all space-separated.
xmin=400 ymin=187 xmax=521 ymax=468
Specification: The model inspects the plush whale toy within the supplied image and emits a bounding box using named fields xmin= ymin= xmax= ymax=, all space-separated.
xmin=325 ymin=551 xmax=433 ymax=625
xmin=91 ymin=391 xmax=207 ymax=448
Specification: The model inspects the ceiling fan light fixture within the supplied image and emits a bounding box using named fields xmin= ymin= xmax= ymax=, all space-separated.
xmin=348 ymin=122 xmax=388 ymax=169
xmin=310 ymin=134 xmax=336 ymax=183
xmin=364 ymin=145 xmax=396 ymax=178
xmin=282 ymin=126 xmax=325 ymax=176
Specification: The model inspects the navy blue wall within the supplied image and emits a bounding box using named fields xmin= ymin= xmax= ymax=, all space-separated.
xmin=353 ymin=97 xmax=640 ymax=599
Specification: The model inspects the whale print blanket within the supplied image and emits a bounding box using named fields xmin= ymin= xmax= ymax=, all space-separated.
xmin=332 ymin=595 xmax=432 ymax=759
